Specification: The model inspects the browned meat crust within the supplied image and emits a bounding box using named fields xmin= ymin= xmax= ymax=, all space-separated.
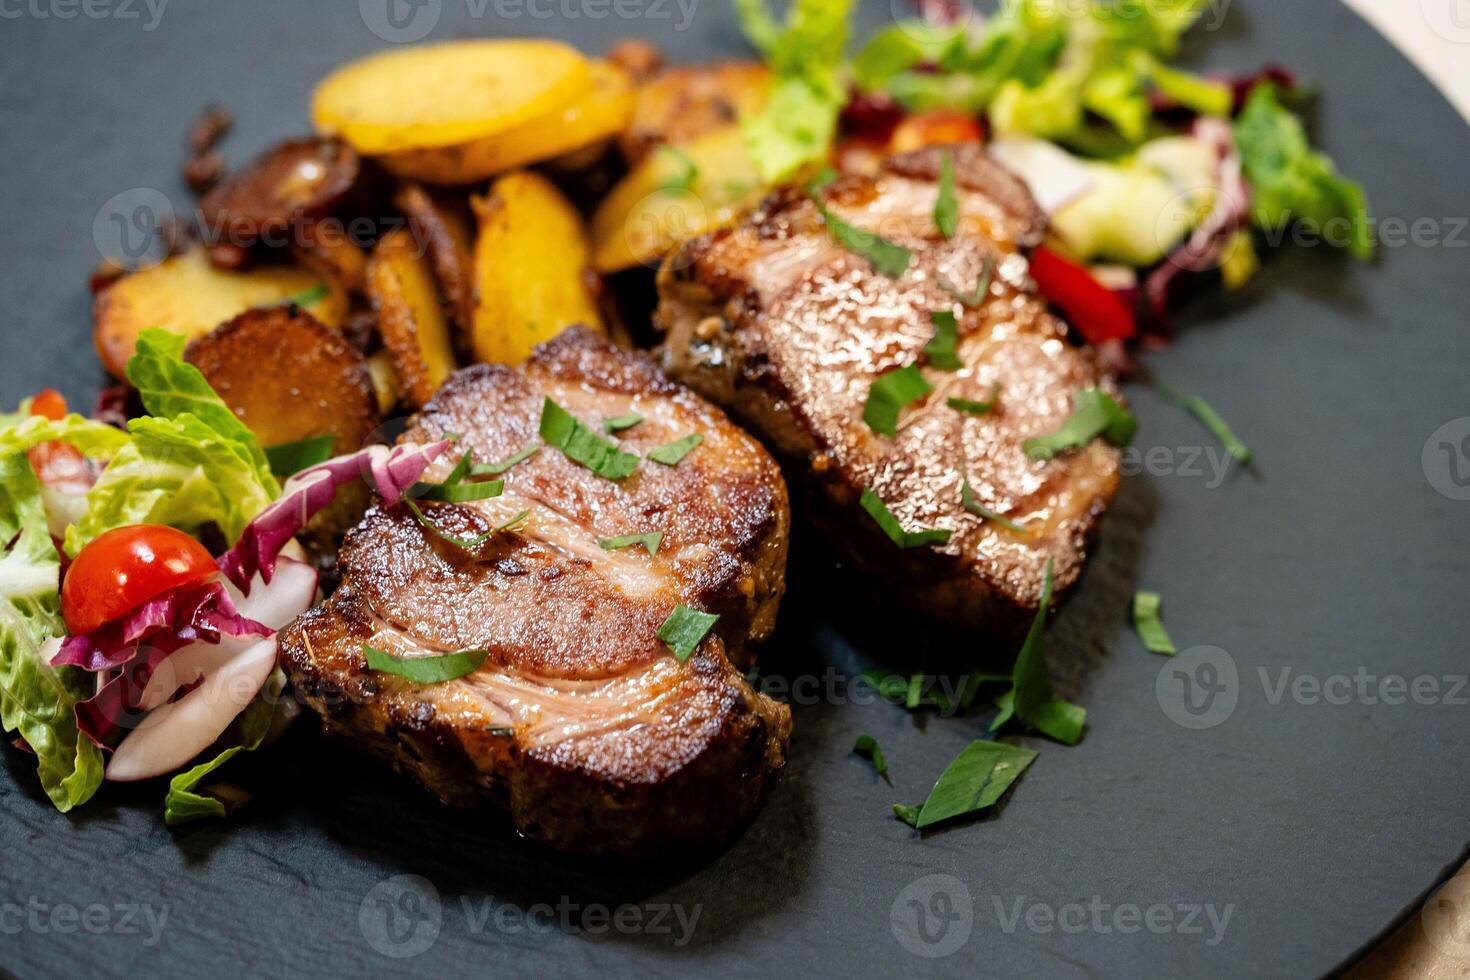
xmin=654 ymin=144 xmax=1122 ymax=638
xmin=279 ymin=328 xmax=792 ymax=853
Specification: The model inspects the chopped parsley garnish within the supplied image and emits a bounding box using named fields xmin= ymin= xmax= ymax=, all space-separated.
xmin=860 ymin=488 xmax=951 ymax=548
xmin=807 ymin=175 xmax=912 ymax=278
xmin=863 ymin=364 xmax=932 ymax=436
xmin=647 ymin=433 xmax=703 ymax=465
xmin=933 ymin=150 xmax=959 ymax=239
xmin=1022 ymin=388 xmax=1136 ymax=461
xmin=923 ymin=311 xmax=963 ymax=370
xmin=363 ymin=645 xmax=488 ymax=684
xmin=598 ymin=532 xmax=663 ymax=556
xmin=657 ymin=604 xmax=719 ymax=662
xmin=538 ymin=398 xmax=640 ymax=480
xmin=471 ymin=444 xmax=539 ymax=476
xmin=893 ymin=740 xmax=1037 ymax=829
xmin=264 ymin=435 xmax=334 ymax=478
xmin=853 ymin=734 xmax=889 ymax=778
xmin=989 ymin=560 xmax=1087 ymax=745
xmin=961 ymin=477 xmax=1028 ymax=535
xmin=1163 ymin=387 xmax=1252 ymax=465
xmin=656 ymin=145 xmax=699 ymax=193
xmin=413 ymin=477 xmax=503 ymax=502
xmin=603 ymin=413 xmax=644 ymax=434
xmin=948 ymin=386 xmax=998 ymax=416
xmin=282 ymin=282 xmax=330 ymax=308
xmin=940 ymin=257 xmax=993 ymax=308
xmin=1132 ymin=591 xmax=1177 ymax=655
xmin=405 ymin=499 xmax=491 ymax=550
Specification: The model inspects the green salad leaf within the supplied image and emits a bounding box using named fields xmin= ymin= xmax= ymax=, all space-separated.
xmin=0 ymin=453 xmax=103 ymax=812
xmin=264 ymin=435 xmax=335 ymax=478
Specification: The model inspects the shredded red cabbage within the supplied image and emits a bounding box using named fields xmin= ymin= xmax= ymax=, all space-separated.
xmin=217 ymin=440 xmax=450 ymax=591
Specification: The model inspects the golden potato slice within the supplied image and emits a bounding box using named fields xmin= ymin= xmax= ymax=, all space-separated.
xmin=289 ymin=228 xmax=369 ymax=293
xmin=366 ymin=227 xmax=458 ymax=408
xmin=364 ymin=349 xmax=403 ymax=416
xmin=471 ymin=172 xmax=603 ymax=364
xmin=311 ymin=40 xmax=591 ymax=155
xmin=184 ymin=305 xmax=378 ymax=455
xmin=590 ymin=125 xmax=764 ymax=273
xmin=381 ymin=61 xmax=635 ymax=184
xmin=619 ymin=62 xmax=771 ymax=165
xmin=93 ymin=246 xmax=347 ymax=377
xmin=393 ymin=183 xmax=475 ymax=345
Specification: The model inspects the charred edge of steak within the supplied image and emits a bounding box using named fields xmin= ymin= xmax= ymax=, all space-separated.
xmin=282 ymin=593 xmax=792 ymax=855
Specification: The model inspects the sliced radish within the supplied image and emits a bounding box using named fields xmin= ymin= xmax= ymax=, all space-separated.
xmin=107 ymin=637 xmax=278 ymax=782
xmin=988 ymin=137 xmax=1096 ymax=214
xmin=134 ymin=558 xmax=317 ymax=712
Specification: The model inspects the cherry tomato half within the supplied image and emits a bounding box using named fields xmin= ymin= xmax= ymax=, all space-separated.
xmin=26 ymin=388 xmax=88 ymax=488
xmin=62 ymin=525 xmax=217 ymax=635
xmin=29 ymin=388 xmax=67 ymax=421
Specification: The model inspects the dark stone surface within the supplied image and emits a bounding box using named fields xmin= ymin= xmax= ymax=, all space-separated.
xmin=2 ymin=1 xmax=1468 ymax=976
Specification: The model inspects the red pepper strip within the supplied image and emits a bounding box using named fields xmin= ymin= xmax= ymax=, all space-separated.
xmin=1029 ymin=246 xmax=1138 ymax=345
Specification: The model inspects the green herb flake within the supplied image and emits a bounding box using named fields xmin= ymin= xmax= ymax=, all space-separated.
xmin=860 ymin=487 xmax=952 ymax=548
xmin=494 ymin=509 xmax=531 ymax=533
xmin=656 ymin=145 xmax=699 ymax=194
xmin=961 ymin=477 xmax=1029 ymax=535
xmin=808 ymin=177 xmax=912 ymax=278
xmin=1132 ymin=591 xmax=1177 ymax=655
xmin=538 ymin=398 xmax=641 ymax=480
xmin=923 ymin=310 xmax=964 ymax=370
xmin=948 ymin=387 xmax=998 ymax=416
xmin=933 ymin=150 xmax=959 ymax=239
xmin=1023 ymin=387 xmax=1136 ymax=461
xmin=893 ymin=740 xmax=1038 ymax=830
xmin=989 ymin=561 xmax=1087 ymax=745
xmin=405 ymin=499 xmax=492 ymax=550
xmin=471 ymin=444 xmax=539 ymax=476
xmin=853 ymin=734 xmax=889 ymax=777
xmin=940 ymin=257 xmax=993 ymax=308
xmin=598 ymin=532 xmax=663 ymax=556
xmin=264 ymin=434 xmax=335 ymax=478
xmin=657 ymin=604 xmax=720 ymax=662
xmin=603 ymin=413 xmax=644 ymax=434
xmin=413 ymin=477 xmax=504 ymax=503
xmin=863 ymin=364 xmax=933 ymax=436
xmin=363 ymin=645 xmax=488 ymax=684
xmin=647 ymin=433 xmax=704 ymax=466
xmin=282 ymin=282 xmax=331 ymax=308
xmin=1168 ymin=389 xmax=1252 ymax=465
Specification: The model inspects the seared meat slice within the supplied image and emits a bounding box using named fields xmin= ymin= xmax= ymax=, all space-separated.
xmin=655 ymin=144 xmax=1122 ymax=637
xmin=280 ymin=328 xmax=791 ymax=853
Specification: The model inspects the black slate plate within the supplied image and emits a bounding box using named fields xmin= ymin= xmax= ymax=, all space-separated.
xmin=3 ymin=1 xmax=1469 ymax=977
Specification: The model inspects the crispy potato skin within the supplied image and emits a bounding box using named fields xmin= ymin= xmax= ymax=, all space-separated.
xmin=183 ymin=305 xmax=378 ymax=455
xmin=392 ymin=183 xmax=475 ymax=347
xmin=380 ymin=61 xmax=634 ymax=185
xmin=92 ymin=247 xmax=346 ymax=377
xmin=471 ymin=172 xmax=603 ymax=364
xmin=366 ymin=227 xmax=458 ymax=408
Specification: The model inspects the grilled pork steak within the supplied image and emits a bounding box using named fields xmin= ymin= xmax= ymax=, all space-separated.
xmin=655 ymin=144 xmax=1122 ymax=637
xmin=279 ymin=328 xmax=791 ymax=853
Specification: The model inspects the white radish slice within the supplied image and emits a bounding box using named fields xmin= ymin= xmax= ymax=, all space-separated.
xmin=987 ymin=137 xmax=1096 ymax=215
xmin=107 ymin=638 xmax=278 ymax=782
xmin=135 ymin=558 xmax=318 ymax=712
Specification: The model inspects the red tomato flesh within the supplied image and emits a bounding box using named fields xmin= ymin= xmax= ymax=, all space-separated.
xmin=29 ymin=388 xmax=67 ymax=421
xmin=62 ymin=525 xmax=217 ymax=635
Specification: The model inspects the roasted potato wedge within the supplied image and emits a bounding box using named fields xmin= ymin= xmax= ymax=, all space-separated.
xmin=290 ymin=226 xmax=369 ymax=293
xmin=471 ymin=172 xmax=603 ymax=364
xmin=366 ymin=227 xmax=457 ymax=408
xmin=93 ymin=246 xmax=347 ymax=377
xmin=619 ymin=62 xmax=771 ymax=165
xmin=590 ymin=125 xmax=764 ymax=274
xmin=381 ymin=61 xmax=635 ymax=184
xmin=393 ymin=183 xmax=474 ymax=343
xmin=311 ymin=40 xmax=591 ymax=155
xmin=184 ymin=305 xmax=378 ymax=455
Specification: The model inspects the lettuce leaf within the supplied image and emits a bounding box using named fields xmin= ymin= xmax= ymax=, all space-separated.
xmin=1234 ymin=84 xmax=1373 ymax=260
xmin=737 ymin=0 xmax=856 ymax=182
xmin=0 ymin=453 xmax=103 ymax=811
xmin=0 ymin=413 xmax=130 ymax=460
xmin=163 ymin=668 xmax=283 ymax=826
xmin=64 ymin=413 xmax=276 ymax=556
